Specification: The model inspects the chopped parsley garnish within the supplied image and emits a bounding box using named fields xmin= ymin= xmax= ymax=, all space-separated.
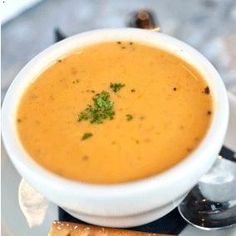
xmin=126 ymin=114 xmax=133 ymax=121
xmin=78 ymin=91 xmax=115 ymax=124
xmin=81 ymin=132 xmax=93 ymax=140
xmin=110 ymin=83 xmax=125 ymax=93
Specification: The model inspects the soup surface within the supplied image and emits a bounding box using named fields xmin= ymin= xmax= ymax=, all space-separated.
xmin=17 ymin=41 xmax=212 ymax=184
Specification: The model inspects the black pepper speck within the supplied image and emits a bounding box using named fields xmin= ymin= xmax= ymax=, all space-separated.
xmin=204 ymin=86 xmax=210 ymax=94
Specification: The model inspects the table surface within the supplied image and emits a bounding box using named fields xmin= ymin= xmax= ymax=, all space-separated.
xmin=2 ymin=0 xmax=236 ymax=235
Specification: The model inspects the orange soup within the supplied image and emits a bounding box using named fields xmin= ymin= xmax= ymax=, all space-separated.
xmin=17 ymin=41 xmax=212 ymax=184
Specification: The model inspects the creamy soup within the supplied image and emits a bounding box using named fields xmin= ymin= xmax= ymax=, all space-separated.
xmin=17 ymin=41 xmax=213 ymax=184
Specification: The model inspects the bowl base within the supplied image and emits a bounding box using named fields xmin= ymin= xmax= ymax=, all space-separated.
xmin=63 ymin=195 xmax=185 ymax=228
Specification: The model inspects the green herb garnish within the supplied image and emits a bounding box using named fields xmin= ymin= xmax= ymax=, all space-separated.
xmin=110 ymin=83 xmax=125 ymax=93
xmin=78 ymin=91 xmax=115 ymax=124
xmin=81 ymin=132 xmax=93 ymax=140
xmin=126 ymin=114 xmax=133 ymax=121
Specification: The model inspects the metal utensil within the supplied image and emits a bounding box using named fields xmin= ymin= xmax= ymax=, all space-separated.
xmin=178 ymin=156 xmax=236 ymax=230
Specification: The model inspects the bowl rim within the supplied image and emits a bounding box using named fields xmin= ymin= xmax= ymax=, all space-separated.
xmin=1 ymin=28 xmax=229 ymax=198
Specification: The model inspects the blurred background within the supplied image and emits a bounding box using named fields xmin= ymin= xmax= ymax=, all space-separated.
xmin=2 ymin=0 xmax=236 ymax=100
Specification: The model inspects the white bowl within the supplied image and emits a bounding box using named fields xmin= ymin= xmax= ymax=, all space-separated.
xmin=2 ymin=28 xmax=229 ymax=227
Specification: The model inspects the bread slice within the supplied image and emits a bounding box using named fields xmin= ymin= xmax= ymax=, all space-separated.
xmin=48 ymin=221 xmax=174 ymax=236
